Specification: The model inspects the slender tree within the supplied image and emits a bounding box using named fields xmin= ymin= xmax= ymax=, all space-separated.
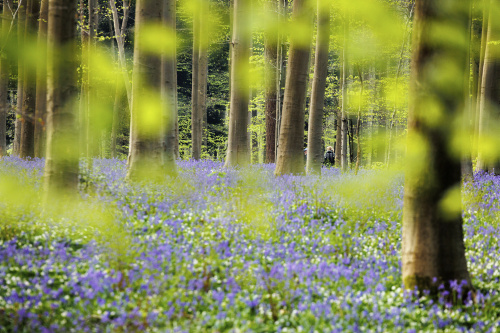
xmin=0 ymin=0 xmax=13 ymax=157
xmin=306 ymin=0 xmax=330 ymax=174
xmin=13 ymin=1 xmax=25 ymax=156
xmin=19 ymin=0 xmax=40 ymax=158
xmin=109 ymin=0 xmax=131 ymax=108
xmin=274 ymin=0 xmax=312 ymax=175
xmin=34 ymin=0 xmax=48 ymax=158
xmin=340 ymin=17 xmax=348 ymax=171
xmin=477 ymin=0 xmax=500 ymax=173
xmin=264 ymin=0 xmax=278 ymax=163
xmin=127 ymin=0 xmax=169 ymax=179
xmin=224 ymin=0 xmax=251 ymax=167
xmin=162 ymin=0 xmax=177 ymax=166
xmin=43 ymin=0 xmax=79 ymax=197
xmin=402 ymin=0 xmax=472 ymax=292
xmin=191 ymin=4 xmax=201 ymax=160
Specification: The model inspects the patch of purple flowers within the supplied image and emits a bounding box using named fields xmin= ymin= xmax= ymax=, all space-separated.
xmin=0 ymin=157 xmax=499 ymax=332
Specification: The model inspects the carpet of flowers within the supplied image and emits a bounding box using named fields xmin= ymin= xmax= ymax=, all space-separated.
xmin=0 ymin=157 xmax=499 ymax=332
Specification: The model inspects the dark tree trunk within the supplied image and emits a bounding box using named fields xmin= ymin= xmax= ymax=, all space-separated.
xmin=34 ymin=0 xmax=48 ymax=158
xmin=20 ymin=0 xmax=40 ymax=159
xmin=0 ymin=0 xmax=13 ymax=156
xmin=402 ymin=0 xmax=472 ymax=293
xmin=306 ymin=0 xmax=330 ymax=174
xmin=264 ymin=0 xmax=278 ymax=164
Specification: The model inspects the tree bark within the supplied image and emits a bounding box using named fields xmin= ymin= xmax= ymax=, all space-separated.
xmin=109 ymin=0 xmax=131 ymax=109
xmin=0 ymin=0 xmax=13 ymax=157
xmin=191 ymin=7 xmax=201 ymax=160
xmin=340 ymin=17 xmax=348 ymax=171
xmin=43 ymin=0 xmax=79 ymax=197
xmin=402 ymin=0 xmax=472 ymax=293
xmin=127 ymin=0 xmax=168 ymax=180
xmin=34 ymin=0 xmax=48 ymax=158
xmin=13 ymin=2 xmax=25 ymax=156
xmin=224 ymin=0 xmax=251 ymax=167
xmin=198 ymin=3 xmax=208 ymax=155
xmin=162 ymin=0 xmax=177 ymax=168
xmin=477 ymin=0 xmax=500 ymax=173
xmin=19 ymin=0 xmax=40 ymax=159
xmin=306 ymin=0 xmax=330 ymax=174
xmin=264 ymin=0 xmax=278 ymax=164
xmin=274 ymin=0 xmax=312 ymax=175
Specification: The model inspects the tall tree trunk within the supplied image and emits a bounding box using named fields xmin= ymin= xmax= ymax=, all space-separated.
xmin=306 ymin=0 xmax=330 ymax=174
xmin=473 ymin=0 xmax=489 ymax=159
xmin=224 ymin=0 xmax=251 ymax=167
xmin=0 ymin=0 xmax=13 ymax=157
xmin=461 ymin=0 xmax=474 ymax=179
xmin=191 ymin=7 xmax=201 ymax=160
xmin=198 ymin=2 xmax=208 ymax=156
xmin=274 ymin=0 xmax=312 ymax=175
xmin=477 ymin=0 xmax=500 ymax=173
xmin=264 ymin=0 xmax=278 ymax=164
xmin=43 ymin=0 xmax=79 ymax=197
xmin=13 ymin=2 xmax=25 ymax=156
xmin=162 ymin=0 xmax=177 ymax=168
xmin=34 ymin=0 xmax=48 ymax=158
xmin=109 ymin=0 xmax=131 ymax=109
xmin=20 ymin=0 xmax=40 ymax=159
xmin=86 ymin=0 xmax=97 ymax=161
xmin=127 ymin=0 xmax=167 ymax=180
xmin=340 ymin=17 xmax=348 ymax=171
xmin=355 ymin=67 xmax=363 ymax=175
xmin=402 ymin=0 xmax=472 ymax=293
xmin=334 ymin=111 xmax=341 ymax=166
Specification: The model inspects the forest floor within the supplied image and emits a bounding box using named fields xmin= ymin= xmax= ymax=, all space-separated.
xmin=0 ymin=157 xmax=499 ymax=332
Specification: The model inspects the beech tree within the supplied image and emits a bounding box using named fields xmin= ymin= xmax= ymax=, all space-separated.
xmin=127 ymin=0 xmax=171 ymax=179
xmin=477 ymin=0 xmax=500 ymax=173
xmin=264 ymin=0 xmax=278 ymax=164
xmin=34 ymin=0 xmax=48 ymax=158
xmin=402 ymin=0 xmax=472 ymax=292
xmin=224 ymin=0 xmax=251 ymax=167
xmin=43 ymin=0 xmax=79 ymax=196
xmin=274 ymin=0 xmax=312 ymax=175
xmin=19 ymin=0 xmax=40 ymax=159
xmin=0 ymin=0 xmax=13 ymax=157
xmin=306 ymin=0 xmax=330 ymax=174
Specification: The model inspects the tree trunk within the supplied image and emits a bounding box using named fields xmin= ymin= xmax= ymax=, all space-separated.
xmin=476 ymin=0 xmax=500 ymax=173
xmin=334 ymin=110 xmax=341 ymax=166
xmin=355 ymin=68 xmax=363 ymax=175
xmin=402 ymin=0 xmax=472 ymax=293
xmin=274 ymin=0 xmax=312 ymax=175
xmin=461 ymin=0 xmax=474 ymax=180
xmin=306 ymin=0 xmax=330 ymax=174
xmin=198 ymin=2 xmax=208 ymax=155
xmin=127 ymin=0 xmax=167 ymax=180
xmin=0 ymin=0 xmax=13 ymax=157
xmin=340 ymin=18 xmax=348 ymax=171
xmin=13 ymin=2 xmax=25 ymax=156
xmin=34 ymin=0 xmax=48 ymax=158
xmin=224 ymin=0 xmax=251 ymax=167
xmin=162 ymin=0 xmax=177 ymax=168
xmin=191 ymin=7 xmax=201 ymax=160
xmin=264 ymin=0 xmax=278 ymax=164
xmin=20 ymin=0 xmax=40 ymax=159
xmin=473 ymin=0 xmax=489 ymax=159
xmin=43 ymin=0 xmax=79 ymax=197
xmin=109 ymin=0 xmax=131 ymax=109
